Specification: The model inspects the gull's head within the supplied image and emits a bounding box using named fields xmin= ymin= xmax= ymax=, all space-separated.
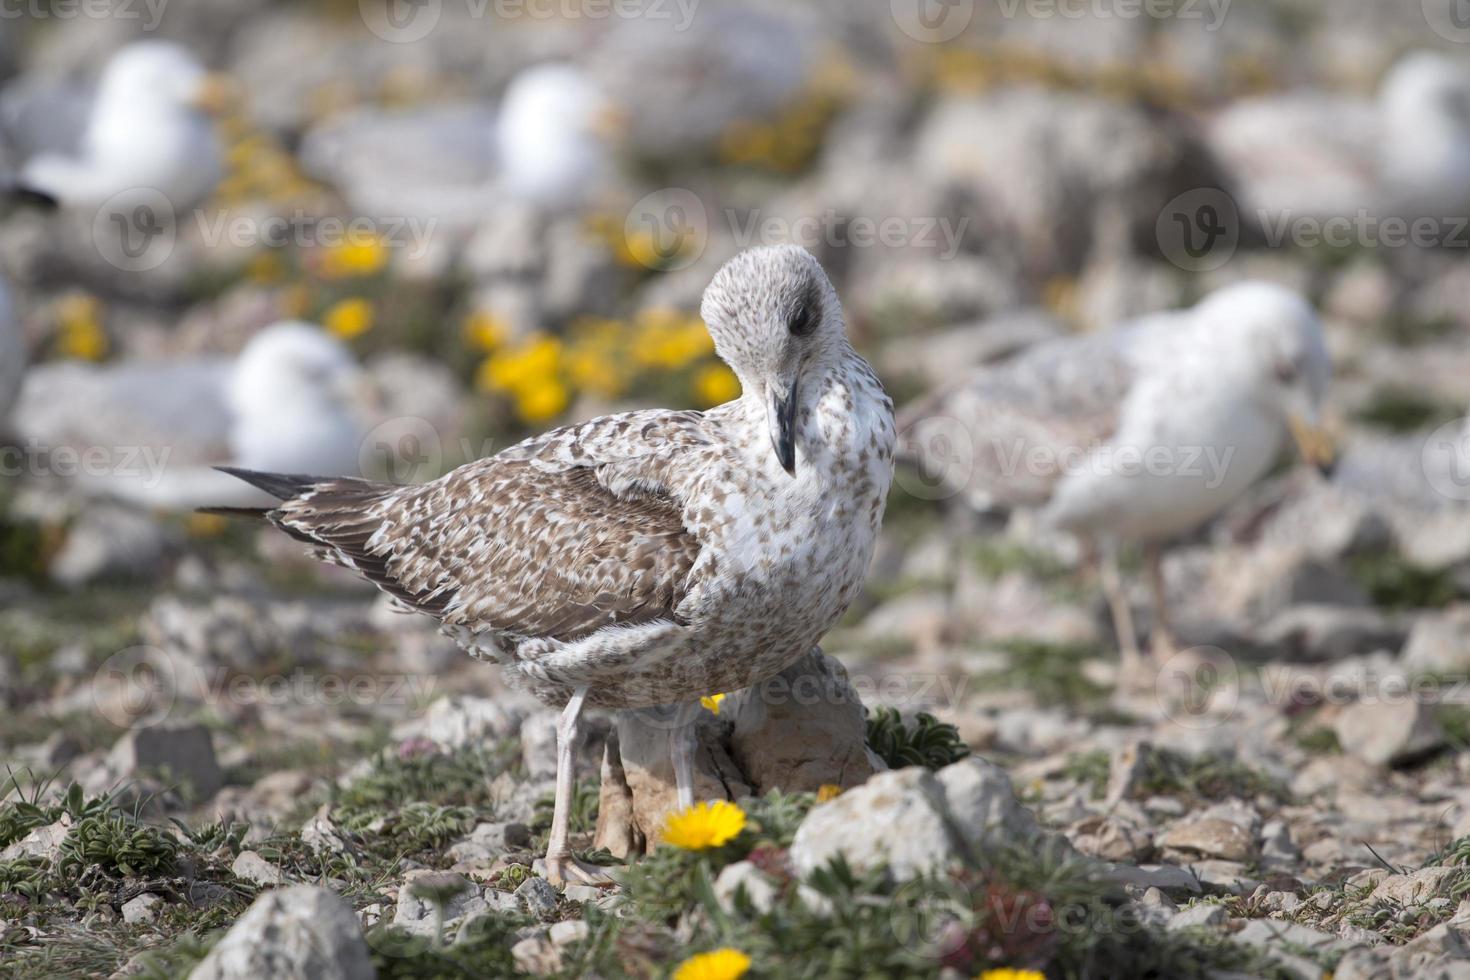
xmin=228 ymin=321 xmax=366 ymax=421
xmin=99 ymin=41 xmax=232 ymax=116
xmin=1195 ymin=281 xmax=1335 ymax=474
xmin=497 ymin=62 xmax=619 ymax=206
xmin=700 ymin=245 xmax=844 ymax=476
xmin=1381 ymin=51 xmax=1470 ymax=132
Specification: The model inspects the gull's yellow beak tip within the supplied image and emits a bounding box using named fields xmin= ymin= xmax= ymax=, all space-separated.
xmin=1288 ymin=415 xmax=1338 ymax=477
xmin=192 ymin=73 xmax=239 ymax=116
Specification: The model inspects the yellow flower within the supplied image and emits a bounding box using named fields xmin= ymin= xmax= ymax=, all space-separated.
xmin=56 ymin=294 xmax=107 ymax=361
xmin=700 ymin=693 xmax=726 ymax=715
xmin=323 ymin=297 xmax=374 ymax=339
xmin=246 ymin=250 xmax=286 ymax=284
xmin=185 ymin=512 xmax=228 ymax=538
xmin=816 ymin=784 xmax=842 ymax=803
xmin=977 ymin=970 xmax=1046 ymax=980
xmin=661 ymin=800 xmax=746 ymax=851
xmin=463 ymin=311 xmax=509 ymax=354
xmin=633 ymin=309 xmax=713 ymax=370
xmin=318 ymin=236 xmax=388 ymax=279
xmin=693 ymin=364 xmax=740 ymax=406
xmin=566 ymin=347 xmax=626 ymax=399
xmin=479 ymin=335 xmax=563 ymax=394
xmin=673 ymin=948 xmax=752 ymax=980
xmin=513 ymin=378 xmax=570 ymax=424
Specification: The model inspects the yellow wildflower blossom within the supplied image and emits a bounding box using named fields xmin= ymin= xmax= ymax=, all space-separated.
xmin=56 ymin=294 xmax=107 ymax=361
xmin=694 ymin=364 xmax=740 ymax=406
xmin=662 ymin=800 xmax=746 ymax=851
xmin=323 ymin=297 xmax=374 ymax=339
xmin=185 ymin=513 xmax=228 ymax=538
xmin=700 ymin=693 xmax=726 ymax=715
xmin=463 ymin=311 xmax=509 ymax=354
xmin=318 ymin=236 xmax=388 ymax=279
xmin=977 ymin=970 xmax=1046 ymax=980
xmin=816 ymin=784 xmax=842 ymax=803
xmin=513 ymin=377 xmax=570 ymax=424
xmin=673 ymin=948 xmax=752 ymax=980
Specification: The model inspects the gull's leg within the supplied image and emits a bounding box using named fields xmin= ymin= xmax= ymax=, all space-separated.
xmin=1144 ymin=543 xmax=1179 ymax=663
xmin=669 ymin=701 xmax=702 ymax=810
xmin=543 ymin=686 xmax=611 ymax=886
xmin=1098 ymin=546 xmax=1143 ymax=680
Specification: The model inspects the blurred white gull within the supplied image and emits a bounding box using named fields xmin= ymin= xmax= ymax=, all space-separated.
xmin=298 ymin=62 xmax=615 ymax=231
xmin=1208 ymin=51 xmax=1470 ymax=223
xmin=13 ymin=322 xmax=367 ymax=509
xmin=899 ymin=282 xmax=1334 ymax=674
xmin=5 ymin=40 xmax=225 ymax=212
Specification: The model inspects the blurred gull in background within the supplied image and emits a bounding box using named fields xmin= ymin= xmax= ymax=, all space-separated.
xmin=299 ymin=62 xmax=617 ymax=234
xmin=899 ymin=282 xmax=1334 ymax=677
xmin=4 ymin=40 xmax=227 ymax=212
xmin=1208 ymin=51 xmax=1470 ymax=224
xmin=13 ymin=321 xmax=368 ymax=509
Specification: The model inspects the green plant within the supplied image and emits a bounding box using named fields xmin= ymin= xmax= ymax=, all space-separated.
xmin=865 ymin=708 xmax=970 ymax=770
xmin=57 ymin=811 xmax=178 ymax=878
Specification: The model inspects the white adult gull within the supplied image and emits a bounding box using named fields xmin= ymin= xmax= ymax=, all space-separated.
xmin=212 ymin=245 xmax=896 ymax=884
xmin=899 ymin=282 xmax=1334 ymax=676
xmin=7 ymin=40 xmax=227 ymax=212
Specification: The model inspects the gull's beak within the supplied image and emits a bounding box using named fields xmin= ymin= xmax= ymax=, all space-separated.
xmin=1288 ymin=413 xmax=1337 ymax=477
xmin=588 ymin=101 xmax=629 ymax=140
xmin=768 ymin=380 xmax=799 ymax=476
xmin=190 ymin=73 xmax=238 ymax=116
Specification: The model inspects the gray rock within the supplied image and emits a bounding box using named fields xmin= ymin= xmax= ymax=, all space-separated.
xmin=301 ymin=805 xmax=356 ymax=857
xmin=729 ymin=647 xmax=879 ymax=795
xmin=1334 ymin=700 xmax=1444 ymax=767
xmin=1101 ymin=863 xmax=1203 ymax=897
xmin=515 ymin=876 xmax=560 ymax=920
xmin=393 ymin=695 xmax=522 ymax=752
xmin=122 ymin=893 xmax=164 ymax=924
xmin=448 ymin=821 xmax=533 ymax=865
xmin=395 ymin=871 xmax=484 ymax=937
xmin=1104 ymin=739 xmax=1152 ymax=808
xmin=0 ymin=815 xmax=70 ymax=862
xmin=1402 ymin=607 xmax=1470 ymax=673
xmin=1255 ymin=604 xmax=1406 ymax=662
xmin=109 ymin=723 xmax=222 ymax=800
xmin=1370 ymin=867 xmax=1464 ymax=905
xmin=187 ymin=886 xmax=372 ymax=980
xmin=519 ymin=713 xmax=559 ymax=780
xmin=1157 ymin=817 xmax=1257 ymax=863
xmin=231 ymin=850 xmax=286 ymax=887
xmin=1168 ymin=903 xmax=1227 ymax=930
xmin=49 ymin=505 xmax=176 ymax=586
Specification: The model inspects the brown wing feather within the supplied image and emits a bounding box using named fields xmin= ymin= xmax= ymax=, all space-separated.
xmin=266 ymin=424 xmax=704 ymax=642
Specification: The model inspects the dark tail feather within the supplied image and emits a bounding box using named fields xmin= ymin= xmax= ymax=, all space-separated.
xmin=213 ymin=466 xmax=325 ymax=501
xmin=197 ymin=506 xmax=271 ymax=519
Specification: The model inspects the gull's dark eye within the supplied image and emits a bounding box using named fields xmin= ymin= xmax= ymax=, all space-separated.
xmin=788 ymin=280 xmax=820 ymax=337
xmin=1275 ymin=360 xmax=1299 ymax=384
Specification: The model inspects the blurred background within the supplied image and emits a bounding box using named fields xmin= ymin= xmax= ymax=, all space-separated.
xmin=4 ymin=0 xmax=1470 ymax=976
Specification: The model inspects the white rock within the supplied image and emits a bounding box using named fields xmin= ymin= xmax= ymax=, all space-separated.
xmin=714 ymin=861 xmax=779 ymax=915
xmin=187 ymin=886 xmax=372 ymax=980
xmin=1168 ymin=903 xmax=1227 ymax=930
xmin=515 ymin=876 xmax=560 ymax=920
xmin=231 ymin=850 xmax=286 ymax=887
xmin=122 ymin=893 xmax=164 ymax=924
xmin=1334 ymin=700 xmax=1444 ymax=767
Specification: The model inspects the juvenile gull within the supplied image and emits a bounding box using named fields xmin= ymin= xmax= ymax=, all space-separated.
xmin=8 ymin=40 xmax=226 ymax=211
xmin=214 ymin=245 xmax=896 ymax=883
xmin=899 ymin=282 xmax=1333 ymax=675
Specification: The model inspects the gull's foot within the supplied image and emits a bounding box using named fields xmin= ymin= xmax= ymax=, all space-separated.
xmin=537 ymin=853 xmax=618 ymax=888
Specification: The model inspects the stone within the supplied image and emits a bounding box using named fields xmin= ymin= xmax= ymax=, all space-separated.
xmin=1069 ymin=816 xmax=1153 ymax=862
xmin=0 ymin=815 xmax=70 ymax=862
xmin=394 ymin=871 xmax=484 ymax=936
xmin=301 ymin=805 xmax=356 ymax=856
xmin=728 ymin=647 xmax=880 ymax=795
xmin=231 ymin=850 xmax=286 ymax=887
xmin=393 ymin=695 xmax=522 ymax=752
xmin=519 ymin=712 xmax=559 ymax=780
xmin=1334 ymin=700 xmax=1444 ymax=767
xmin=1254 ymin=604 xmax=1406 ymax=662
xmin=789 ymin=757 xmax=1053 ymax=880
xmin=108 ymin=723 xmax=222 ymax=800
xmin=49 ymin=504 xmax=176 ymax=586
xmin=1168 ymin=903 xmax=1227 ymax=930
xmin=1104 ymin=739 xmax=1152 ymax=808
xmin=1401 ymin=607 xmax=1470 ymax=673
xmin=187 ymin=886 xmax=372 ymax=980
xmin=448 ymin=821 xmax=532 ymax=864
xmin=1101 ymin=863 xmax=1203 ymax=897
xmin=122 ymin=893 xmax=164 ymax=924
xmin=1370 ymin=867 xmax=1464 ymax=906
xmin=1157 ymin=817 xmax=1257 ymax=863
xmin=714 ymin=860 xmax=779 ymax=915
xmin=515 ymin=876 xmax=560 ymax=920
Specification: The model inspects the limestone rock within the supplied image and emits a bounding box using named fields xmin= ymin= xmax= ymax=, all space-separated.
xmin=187 ymin=886 xmax=373 ymax=980
xmin=1334 ymin=700 xmax=1444 ymax=767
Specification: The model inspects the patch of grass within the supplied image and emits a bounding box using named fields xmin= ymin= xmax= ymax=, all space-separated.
xmin=1347 ymin=553 xmax=1459 ymax=611
xmin=975 ymin=640 xmax=1110 ymax=709
xmin=968 ymin=540 xmax=1075 ymax=589
xmin=1291 ymin=724 xmax=1342 ymax=755
xmin=1064 ymin=747 xmax=1289 ymax=803
xmin=1353 ymin=385 xmax=1462 ymax=433
xmin=1437 ymin=705 xmax=1470 ymax=753
xmin=865 ymin=708 xmax=970 ymax=771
